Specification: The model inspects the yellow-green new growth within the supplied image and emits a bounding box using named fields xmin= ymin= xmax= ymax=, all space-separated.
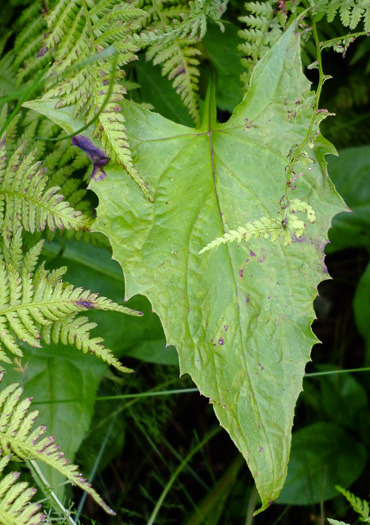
xmin=0 ymin=231 xmax=140 ymax=372
xmin=0 ymin=371 xmax=115 ymax=519
xmin=0 ymin=136 xmax=92 ymax=235
xmin=0 ymin=454 xmax=45 ymax=525
xmin=199 ymin=199 xmax=315 ymax=254
xmin=335 ymin=485 xmax=370 ymax=523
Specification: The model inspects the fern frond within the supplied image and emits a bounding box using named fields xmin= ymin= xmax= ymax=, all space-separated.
xmin=311 ymin=0 xmax=370 ymax=31
xmin=0 ymin=1 xmax=48 ymax=94
xmin=199 ymin=199 xmax=315 ymax=254
xmin=0 ymin=372 xmax=115 ymax=515
xmin=0 ymin=137 xmax=92 ymax=235
xmin=335 ymin=485 xmax=370 ymax=522
xmin=176 ymin=0 xmax=227 ymax=39
xmin=238 ymin=1 xmax=285 ymax=88
xmin=13 ymin=2 xmax=45 ymax=72
xmin=0 ymin=454 xmax=45 ymax=525
xmin=0 ymin=53 xmax=16 ymax=98
xmin=42 ymin=316 xmax=133 ymax=373
xmin=148 ymin=40 xmax=201 ymax=125
xmin=133 ymin=0 xmax=227 ymax=125
xmin=41 ymin=0 xmax=154 ymax=200
xmin=0 ymin=234 xmax=141 ymax=370
xmin=327 ymin=520 xmax=350 ymax=525
xmin=199 ymin=216 xmax=282 ymax=254
xmin=238 ymin=0 xmax=369 ymax=87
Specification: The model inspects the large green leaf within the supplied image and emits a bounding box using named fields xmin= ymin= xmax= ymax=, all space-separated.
xmin=24 ymin=24 xmax=345 ymax=512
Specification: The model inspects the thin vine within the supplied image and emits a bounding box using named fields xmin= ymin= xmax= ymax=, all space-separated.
xmin=281 ymin=16 xmax=330 ymax=225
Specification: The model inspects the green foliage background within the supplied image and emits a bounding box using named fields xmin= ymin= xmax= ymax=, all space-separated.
xmin=0 ymin=1 xmax=369 ymax=524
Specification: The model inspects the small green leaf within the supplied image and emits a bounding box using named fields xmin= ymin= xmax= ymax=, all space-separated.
xmin=354 ymin=261 xmax=370 ymax=359
xmin=203 ymin=21 xmax=244 ymax=113
xmin=277 ymin=422 xmax=367 ymax=505
xmin=327 ymin=146 xmax=370 ymax=252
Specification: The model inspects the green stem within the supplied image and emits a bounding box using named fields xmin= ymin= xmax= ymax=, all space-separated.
xmin=245 ymin=485 xmax=257 ymax=525
xmin=0 ymin=63 xmax=50 ymax=137
xmin=95 ymin=387 xmax=199 ymax=401
xmin=27 ymin=460 xmax=78 ymax=525
xmin=305 ymin=367 xmax=370 ymax=378
xmin=146 ymin=426 xmax=220 ymax=525
xmin=283 ymin=18 xmax=325 ymax=217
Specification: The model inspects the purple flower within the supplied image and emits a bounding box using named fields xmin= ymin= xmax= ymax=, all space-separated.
xmin=71 ymin=135 xmax=110 ymax=180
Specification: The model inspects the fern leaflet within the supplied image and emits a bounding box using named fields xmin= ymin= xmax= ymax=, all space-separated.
xmin=0 ymin=454 xmax=45 ymax=525
xmin=0 ymin=134 xmax=91 ymax=236
xmin=41 ymin=0 xmax=153 ymax=200
xmin=0 ymin=371 xmax=115 ymax=516
xmin=336 ymin=485 xmax=370 ymax=523
xmin=0 ymin=232 xmax=141 ymax=372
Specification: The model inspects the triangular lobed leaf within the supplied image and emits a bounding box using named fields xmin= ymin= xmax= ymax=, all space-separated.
xmin=23 ymin=23 xmax=346 ymax=511
xmin=90 ymin=24 xmax=345 ymax=510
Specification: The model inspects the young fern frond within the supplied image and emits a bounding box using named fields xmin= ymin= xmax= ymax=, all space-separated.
xmin=0 ymin=233 xmax=141 ymax=371
xmin=147 ymin=40 xmax=201 ymax=125
xmin=0 ymin=454 xmax=45 ymax=525
xmin=238 ymin=0 xmax=369 ymax=86
xmin=0 ymin=135 xmax=92 ymax=236
xmin=133 ymin=0 xmax=227 ymax=126
xmin=312 ymin=0 xmax=370 ymax=31
xmin=238 ymin=1 xmax=287 ymax=87
xmin=199 ymin=199 xmax=315 ymax=254
xmin=335 ymin=485 xmax=370 ymax=522
xmin=0 ymin=371 xmax=115 ymax=516
xmin=41 ymin=0 xmax=154 ymax=200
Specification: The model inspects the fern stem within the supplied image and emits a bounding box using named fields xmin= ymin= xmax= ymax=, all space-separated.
xmin=0 ymin=62 xmax=50 ymax=137
xmin=27 ymin=459 xmax=78 ymax=525
xmin=36 ymin=51 xmax=119 ymax=142
xmin=283 ymin=17 xmax=325 ymax=216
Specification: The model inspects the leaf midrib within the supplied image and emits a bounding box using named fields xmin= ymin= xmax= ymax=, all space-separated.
xmin=206 ymin=121 xmax=273 ymax=469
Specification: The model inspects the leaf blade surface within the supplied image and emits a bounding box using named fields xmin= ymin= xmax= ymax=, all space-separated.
xmin=91 ymin=25 xmax=345 ymax=510
xmin=24 ymin=24 xmax=346 ymax=510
